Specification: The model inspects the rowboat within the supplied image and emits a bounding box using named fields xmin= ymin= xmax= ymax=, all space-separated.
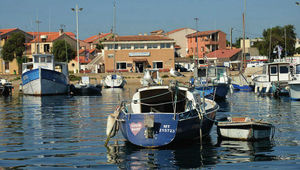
xmin=217 ymin=117 xmax=274 ymax=141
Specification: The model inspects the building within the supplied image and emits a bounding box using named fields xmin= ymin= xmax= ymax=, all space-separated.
xmin=84 ymin=32 xmax=114 ymax=50
xmin=186 ymin=30 xmax=226 ymax=59
xmin=0 ymin=28 xmax=33 ymax=74
xmin=206 ymin=48 xmax=242 ymax=69
xmin=102 ymin=35 xmax=175 ymax=73
xmin=165 ymin=28 xmax=197 ymax=58
xmin=240 ymin=38 xmax=262 ymax=56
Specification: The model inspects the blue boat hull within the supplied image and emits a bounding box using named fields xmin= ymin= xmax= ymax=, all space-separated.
xmin=118 ymin=109 xmax=217 ymax=148
xmin=232 ymin=84 xmax=253 ymax=92
xmin=195 ymin=83 xmax=229 ymax=100
xmin=22 ymin=68 xmax=68 ymax=95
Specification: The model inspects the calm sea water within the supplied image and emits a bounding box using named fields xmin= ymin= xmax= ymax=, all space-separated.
xmin=0 ymin=87 xmax=300 ymax=169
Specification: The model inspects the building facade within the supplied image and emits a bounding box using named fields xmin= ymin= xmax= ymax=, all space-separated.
xmin=186 ymin=30 xmax=226 ymax=59
xmin=102 ymin=35 xmax=175 ymax=73
xmin=0 ymin=28 xmax=33 ymax=74
xmin=165 ymin=28 xmax=197 ymax=58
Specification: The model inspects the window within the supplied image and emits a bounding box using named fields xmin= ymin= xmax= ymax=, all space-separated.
xmin=153 ymin=44 xmax=158 ymax=48
xmin=296 ymin=65 xmax=300 ymax=74
xmin=47 ymin=56 xmax=52 ymax=63
xmin=153 ymin=61 xmax=163 ymax=69
xmin=160 ymin=43 xmax=165 ymax=48
xmin=40 ymin=57 xmax=45 ymax=63
xmin=270 ymin=66 xmax=277 ymax=74
xmin=114 ymin=44 xmax=118 ymax=50
xmin=134 ymin=44 xmax=144 ymax=49
xmin=117 ymin=62 xmax=126 ymax=70
xmin=280 ymin=66 xmax=289 ymax=73
xmin=44 ymin=44 xmax=50 ymax=52
xmin=34 ymin=56 xmax=39 ymax=63
xmin=121 ymin=44 xmax=131 ymax=49
xmin=108 ymin=44 xmax=113 ymax=50
xmin=5 ymin=61 xmax=9 ymax=70
xmin=147 ymin=44 xmax=153 ymax=49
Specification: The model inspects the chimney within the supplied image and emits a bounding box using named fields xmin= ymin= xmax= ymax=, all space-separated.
xmin=59 ymin=29 xmax=64 ymax=36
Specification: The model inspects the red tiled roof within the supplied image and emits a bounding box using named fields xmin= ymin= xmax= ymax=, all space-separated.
xmin=186 ymin=30 xmax=221 ymax=38
xmin=105 ymin=35 xmax=173 ymax=42
xmin=0 ymin=28 xmax=18 ymax=35
xmin=206 ymin=49 xmax=242 ymax=59
xmin=84 ymin=33 xmax=112 ymax=43
xmin=165 ymin=28 xmax=186 ymax=35
xmin=89 ymin=49 xmax=96 ymax=53
xmin=29 ymin=32 xmax=75 ymax=43
xmin=74 ymin=56 xmax=92 ymax=64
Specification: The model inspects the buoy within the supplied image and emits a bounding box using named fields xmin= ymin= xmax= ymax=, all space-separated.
xmin=255 ymin=85 xmax=258 ymax=93
xmin=266 ymin=84 xmax=270 ymax=93
xmin=259 ymin=84 xmax=263 ymax=92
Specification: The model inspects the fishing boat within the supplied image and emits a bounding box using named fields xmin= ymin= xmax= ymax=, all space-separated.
xmin=21 ymin=53 xmax=69 ymax=95
xmin=231 ymin=73 xmax=253 ymax=92
xmin=70 ymin=76 xmax=102 ymax=96
xmin=217 ymin=117 xmax=275 ymax=141
xmin=106 ymin=81 xmax=219 ymax=148
xmin=0 ymin=79 xmax=13 ymax=96
xmin=288 ymin=64 xmax=300 ymax=100
xmin=192 ymin=65 xmax=231 ymax=100
xmin=140 ymin=69 xmax=163 ymax=86
xmin=252 ymin=62 xmax=292 ymax=95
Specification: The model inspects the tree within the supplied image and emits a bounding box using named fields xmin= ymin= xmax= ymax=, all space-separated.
xmin=1 ymin=32 xmax=26 ymax=73
xmin=296 ymin=47 xmax=300 ymax=54
xmin=253 ymin=25 xmax=296 ymax=61
xmin=52 ymin=39 xmax=75 ymax=62
xmin=234 ymin=37 xmax=242 ymax=48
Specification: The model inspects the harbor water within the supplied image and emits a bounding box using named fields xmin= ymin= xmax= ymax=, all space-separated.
xmin=0 ymin=87 xmax=300 ymax=169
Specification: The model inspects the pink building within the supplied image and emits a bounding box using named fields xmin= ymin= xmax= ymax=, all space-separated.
xmin=186 ymin=30 xmax=226 ymax=59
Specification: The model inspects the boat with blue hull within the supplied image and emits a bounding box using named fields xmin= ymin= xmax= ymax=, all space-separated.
xmin=192 ymin=66 xmax=231 ymax=100
xmin=21 ymin=54 xmax=69 ymax=95
xmin=105 ymin=82 xmax=219 ymax=148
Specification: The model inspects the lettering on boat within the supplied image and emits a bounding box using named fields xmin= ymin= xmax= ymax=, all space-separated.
xmin=129 ymin=122 xmax=143 ymax=136
xmin=159 ymin=124 xmax=175 ymax=133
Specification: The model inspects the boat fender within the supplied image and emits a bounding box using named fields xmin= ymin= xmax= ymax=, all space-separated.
xmin=106 ymin=114 xmax=119 ymax=137
xmin=254 ymin=85 xmax=258 ymax=93
xmin=229 ymin=84 xmax=234 ymax=94
xmin=266 ymin=85 xmax=270 ymax=93
xmin=259 ymin=84 xmax=263 ymax=92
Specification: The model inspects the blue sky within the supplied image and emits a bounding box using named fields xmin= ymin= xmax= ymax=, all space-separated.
xmin=1 ymin=0 xmax=300 ymax=42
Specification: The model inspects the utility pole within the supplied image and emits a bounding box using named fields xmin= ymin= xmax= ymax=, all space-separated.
xmin=72 ymin=4 xmax=83 ymax=73
xmin=194 ymin=17 xmax=199 ymax=78
xmin=35 ymin=20 xmax=41 ymax=54
xmin=230 ymin=27 xmax=233 ymax=49
xmin=268 ymin=28 xmax=272 ymax=62
xmin=285 ymin=27 xmax=287 ymax=57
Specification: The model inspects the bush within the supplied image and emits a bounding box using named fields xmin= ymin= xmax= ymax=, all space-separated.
xmin=161 ymin=75 xmax=169 ymax=78
xmin=69 ymin=74 xmax=81 ymax=81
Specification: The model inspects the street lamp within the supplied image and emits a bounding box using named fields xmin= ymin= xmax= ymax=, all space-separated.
xmin=194 ymin=17 xmax=199 ymax=78
xmin=71 ymin=4 xmax=83 ymax=73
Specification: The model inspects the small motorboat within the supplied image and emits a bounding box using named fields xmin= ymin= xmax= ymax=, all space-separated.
xmin=103 ymin=74 xmax=126 ymax=88
xmin=70 ymin=76 xmax=102 ymax=96
xmin=217 ymin=117 xmax=274 ymax=141
xmin=0 ymin=79 xmax=13 ymax=96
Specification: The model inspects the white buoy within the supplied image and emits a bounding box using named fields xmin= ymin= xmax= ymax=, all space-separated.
xmin=266 ymin=84 xmax=270 ymax=93
xmin=255 ymin=85 xmax=258 ymax=93
xmin=106 ymin=114 xmax=118 ymax=137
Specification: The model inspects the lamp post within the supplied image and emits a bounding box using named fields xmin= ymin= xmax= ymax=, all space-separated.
xmin=194 ymin=17 xmax=199 ymax=78
xmin=72 ymin=4 xmax=83 ymax=73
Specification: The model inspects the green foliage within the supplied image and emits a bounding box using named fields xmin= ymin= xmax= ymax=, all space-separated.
xmin=1 ymin=32 xmax=25 ymax=62
xmin=53 ymin=40 xmax=75 ymax=62
xmin=234 ymin=37 xmax=242 ymax=48
xmin=69 ymin=74 xmax=81 ymax=81
xmin=253 ymin=25 xmax=296 ymax=60
xmin=296 ymin=47 xmax=300 ymax=54
xmin=161 ymin=74 xmax=169 ymax=78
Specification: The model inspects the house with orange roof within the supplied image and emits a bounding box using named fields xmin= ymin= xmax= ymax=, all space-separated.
xmin=186 ymin=30 xmax=227 ymax=60
xmin=0 ymin=28 xmax=33 ymax=74
xmin=28 ymin=29 xmax=76 ymax=55
xmin=206 ymin=48 xmax=242 ymax=68
xmin=84 ymin=32 xmax=113 ymax=49
xmin=102 ymin=35 xmax=175 ymax=73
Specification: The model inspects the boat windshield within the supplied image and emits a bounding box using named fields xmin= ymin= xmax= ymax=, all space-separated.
xmin=296 ymin=64 xmax=300 ymax=74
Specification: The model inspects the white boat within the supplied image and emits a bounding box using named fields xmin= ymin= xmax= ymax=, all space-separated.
xmin=217 ymin=117 xmax=274 ymax=141
xmin=21 ymin=54 xmax=69 ymax=95
xmin=103 ymin=74 xmax=126 ymax=88
xmin=288 ymin=64 xmax=300 ymax=100
xmin=140 ymin=69 xmax=163 ymax=86
xmin=252 ymin=62 xmax=292 ymax=95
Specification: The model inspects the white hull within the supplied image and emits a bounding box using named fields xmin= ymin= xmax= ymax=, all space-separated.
xmin=23 ymin=78 xmax=68 ymax=95
xmin=103 ymin=75 xmax=126 ymax=88
xmin=218 ymin=128 xmax=271 ymax=140
xmin=289 ymin=81 xmax=300 ymax=100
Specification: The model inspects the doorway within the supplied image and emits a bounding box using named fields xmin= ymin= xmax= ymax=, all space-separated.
xmin=135 ymin=62 xmax=144 ymax=73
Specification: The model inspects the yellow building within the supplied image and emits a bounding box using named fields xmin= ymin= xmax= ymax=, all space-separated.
xmin=102 ymin=35 xmax=175 ymax=73
xmin=0 ymin=28 xmax=33 ymax=74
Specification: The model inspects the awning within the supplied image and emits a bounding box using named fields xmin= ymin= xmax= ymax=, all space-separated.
xmin=132 ymin=58 xmax=148 ymax=62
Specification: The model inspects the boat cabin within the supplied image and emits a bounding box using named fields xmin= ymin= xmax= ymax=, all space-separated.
xmin=197 ymin=66 xmax=227 ymax=78
xmin=22 ymin=54 xmax=69 ymax=77
xmin=262 ymin=62 xmax=292 ymax=82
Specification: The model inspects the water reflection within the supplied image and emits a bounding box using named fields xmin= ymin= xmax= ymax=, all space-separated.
xmin=217 ymin=139 xmax=276 ymax=163
xmin=106 ymin=137 xmax=218 ymax=169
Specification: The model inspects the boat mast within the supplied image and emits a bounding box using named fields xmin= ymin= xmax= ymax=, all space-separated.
xmin=242 ymin=0 xmax=246 ymax=72
xmin=113 ymin=0 xmax=116 ymax=73
xmin=35 ymin=19 xmax=41 ymax=54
